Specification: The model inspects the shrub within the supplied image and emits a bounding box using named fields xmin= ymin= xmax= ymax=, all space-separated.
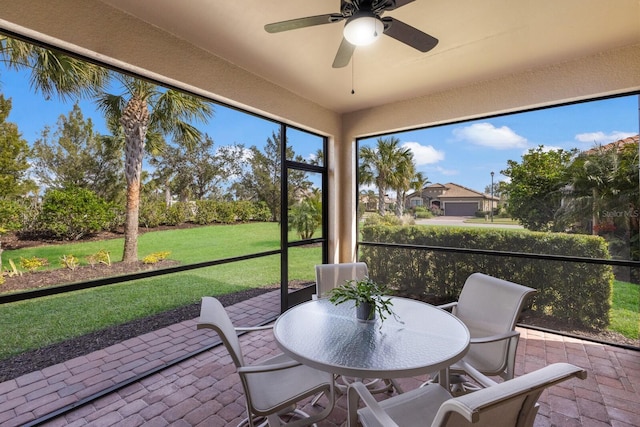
xmin=0 ymin=199 xmax=29 ymax=231
xmin=139 ymin=199 xmax=167 ymax=228
xmin=165 ymin=202 xmax=191 ymax=226
xmin=20 ymin=256 xmax=49 ymax=272
xmin=360 ymin=225 xmax=613 ymax=328
xmin=364 ymin=213 xmax=415 ymax=226
xmin=414 ymin=206 xmax=433 ymax=219
xmin=60 ymin=254 xmax=80 ymax=270
xmin=142 ymin=251 xmax=171 ymax=264
xmin=215 ymin=202 xmax=236 ymax=224
xmin=194 ymin=200 xmax=217 ymax=225
xmin=86 ymin=249 xmax=111 ymax=267
xmin=234 ymin=201 xmax=254 ymax=222
xmin=252 ymin=202 xmax=272 ymax=222
xmin=36 ymin=187 xmax=115 ymax=240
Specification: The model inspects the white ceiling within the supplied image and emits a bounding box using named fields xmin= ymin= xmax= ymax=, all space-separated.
xmin=99 ymin=0 xmax=640 ymax=114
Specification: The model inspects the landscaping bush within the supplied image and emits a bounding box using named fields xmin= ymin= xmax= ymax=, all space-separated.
xmin=193 ymin=200 xmax=217 ymax=225
xmin=139 ymin=199 xmax=168 ymax=228
xmin=252 ymin=201 xmax=272 ymax=222
xmin=0 ymin=199 xmax=29 ymax=231
xmin=36 ymin=188 xmax=115 ymax=240
xmin=165 ymin=201 xmax=192 ymax=226
xmin=413 ymin=206 xmax=433 ymax=219
xmin=234 ymin=201 xmax=254 ymax=222
xmin=215 ymin=201 xmax=236 ymax=224
xmin=360 ymin=225 xmax=613 ymax=328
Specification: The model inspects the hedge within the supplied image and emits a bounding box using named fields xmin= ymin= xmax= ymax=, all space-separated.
xmin=360 ymin=225 xmax=613 ymax=328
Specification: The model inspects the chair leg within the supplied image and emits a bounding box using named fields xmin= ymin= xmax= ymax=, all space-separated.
xmin=338 ymin=376 xmax=395 ymax=394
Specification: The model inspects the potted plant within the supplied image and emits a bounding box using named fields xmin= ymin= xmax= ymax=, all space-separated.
xmin=327 ymin=276 xmax=395 ymax=323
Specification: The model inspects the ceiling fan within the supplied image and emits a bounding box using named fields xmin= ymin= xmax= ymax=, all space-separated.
xmin=264 ymin=0 xmax=438 ymax=68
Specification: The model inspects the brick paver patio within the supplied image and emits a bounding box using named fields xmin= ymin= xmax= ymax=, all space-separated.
xmin=0 ymin=290 xmax=638 ymax=426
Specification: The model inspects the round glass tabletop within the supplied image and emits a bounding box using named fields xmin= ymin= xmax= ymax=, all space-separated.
xmin=273 ymin=296 xmax=470 ymax=378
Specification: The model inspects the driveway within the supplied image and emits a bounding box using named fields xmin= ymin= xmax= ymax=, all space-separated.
xmin=415 ymin=216 xmax=523 ymax=229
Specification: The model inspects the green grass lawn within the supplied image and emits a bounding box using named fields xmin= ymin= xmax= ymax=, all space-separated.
xmin=0 ymin=223 xmax=322 ymax=360
xmin=610 ymin=280 xmax=640 ymax=340
xmin=1 ymin=222 xmax=284 ymax=272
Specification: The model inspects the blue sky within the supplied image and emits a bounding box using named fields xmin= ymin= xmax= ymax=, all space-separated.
xmin=361 ymin=95 xmax=639 ymax=194
xmin=1 ymin=62 xmax=638 ymax=195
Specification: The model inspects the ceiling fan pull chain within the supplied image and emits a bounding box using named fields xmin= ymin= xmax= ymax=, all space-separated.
xmin=351 ymin=54 xmax=355 ymax=94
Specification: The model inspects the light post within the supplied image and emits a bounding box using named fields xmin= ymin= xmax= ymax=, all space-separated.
xmin=490 ymin=171 xmax=494 ymax=222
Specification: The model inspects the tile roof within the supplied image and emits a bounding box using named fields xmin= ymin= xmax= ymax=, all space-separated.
xmin=583 ymin=134 xmax=639 ymax=155
xmin=427 ymin=182 xmax=486 ymax=198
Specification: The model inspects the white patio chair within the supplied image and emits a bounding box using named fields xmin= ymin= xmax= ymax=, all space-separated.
xmin=314 ymin=262 xmax=369 ymax=299
xmin=435 ymin=272 xmax=537 ymax=394
xmin=197 ymin=296 xmax=335 ymax=427
xmin=348 ymin=362 xmax=587 ymax=427
xmin=313 ymin=262 xmax=396 ymax=397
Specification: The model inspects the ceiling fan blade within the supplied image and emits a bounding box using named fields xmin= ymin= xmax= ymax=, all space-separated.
xmin=383 ymin=0 xmax=416 ymax=11
xmin=265 ymin=14 xmax=344 ymax=33
xmin=332 ymin=38 xmax=356 ymax=68
xmin=382 ymin=17 xmax=438 ymax=52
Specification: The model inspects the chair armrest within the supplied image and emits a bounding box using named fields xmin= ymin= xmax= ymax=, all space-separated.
xmin=234 ymin=325 xmax=273 ymax=332
xmin=237 ymin=358 xmax=301 ymax=374
xmin=437 ymin=301 xmax=458 ymax=312
xmin=347 ymin=381 xmax=399 ymax=427
xmin=469 ymin=330 xmax=519 ymax=344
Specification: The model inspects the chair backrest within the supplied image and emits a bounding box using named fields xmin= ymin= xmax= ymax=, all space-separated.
xmin=197 ymin=296 xmax=245 ymax=368
xmin=434 ymin=363 xmax=587 ymax=427
xmin=455 ymin=273 xmax=536 ymax=376
xmin=315 ymin=262 xmax=369 ymax=299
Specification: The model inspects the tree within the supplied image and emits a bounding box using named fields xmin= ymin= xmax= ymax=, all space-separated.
xmin=0 ymin=95 xmax=33 ymax=198
xmin=288 ymin=189 xmax=322 ymax=239
xmin=149 ymin=135 xmax=244 ymax=201
xmin=360 ymin=137 xmax=414 ymax=216
xmin=390 ymin=151 xmax=416 ymax=216
xmin=95 ymin=76 xmax=213 ymax=263
xmin=501 ymin=146 xmax=575 ymax=231
xmin=237 ymin=129 xmax=312 ymax=221
xmin=359 ymin=189 xmax=378 ymax=212
xmin=32 ymin=103 xmax=124 ymax=203
xmin=2 ymin=36 xmax=214 ymax=263
xmin=1 ymin=36 xmax=108 ymax=101
xmin=558 ymin=141 xmax=640 ymax=264
xmin=409 ymin=171 xmax=430 ymax=209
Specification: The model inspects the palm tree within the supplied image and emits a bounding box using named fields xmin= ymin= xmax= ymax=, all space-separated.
xmin=2 ymin=36 xmax=214 ymax=263
xmin=390 ymin=152 xmax=416 ymax=216
xmin=409 ymin=171 xmax=430 ymax=209
xmin=360 ymin=137 xmax=413 ymax=216
xmin=95 ymin=76 xmax=213 ymax=262
xmin=0 ymin=36 xmax=108 ymax=100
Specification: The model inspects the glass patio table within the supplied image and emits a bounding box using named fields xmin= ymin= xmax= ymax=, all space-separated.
xmin=273 ymin=296 xmax=470 ymax=389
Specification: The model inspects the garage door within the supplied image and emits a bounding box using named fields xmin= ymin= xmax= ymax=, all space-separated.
xmin=444 ymin=202 xmax=478 ymax=216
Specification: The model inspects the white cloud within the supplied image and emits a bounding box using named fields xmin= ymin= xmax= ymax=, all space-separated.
xmin=435 ymin=166 xmax=458 ymax=176
xmin=452 ymin=123 xmax=528 ymax=149
xmin=574 ymin=131 xmax=636 ymax=145
xmin=402 ymin=142 xmax=445 ymax=165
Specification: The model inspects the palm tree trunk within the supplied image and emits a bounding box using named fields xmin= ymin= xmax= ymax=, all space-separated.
xmin=377 ymin=188 xmax=386 ymax=216
xmin=120 ymin=96 xmax=149 ymax=263
xmin=164 ymin=180 xmax=171 ymax=207
xmin=123 ymin=179 xmax=141 ymax=262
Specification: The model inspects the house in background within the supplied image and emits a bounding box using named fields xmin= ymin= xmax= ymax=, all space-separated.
xmin=407 ymin=182 xmax=498 ymax=216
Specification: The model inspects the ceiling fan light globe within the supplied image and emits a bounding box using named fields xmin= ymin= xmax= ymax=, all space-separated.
xmin=343 ymin=14 xmax=384 ymax=46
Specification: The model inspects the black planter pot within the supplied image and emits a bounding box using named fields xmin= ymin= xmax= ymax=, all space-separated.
xmin=356 ymin=302 xmax=376 ymax=323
